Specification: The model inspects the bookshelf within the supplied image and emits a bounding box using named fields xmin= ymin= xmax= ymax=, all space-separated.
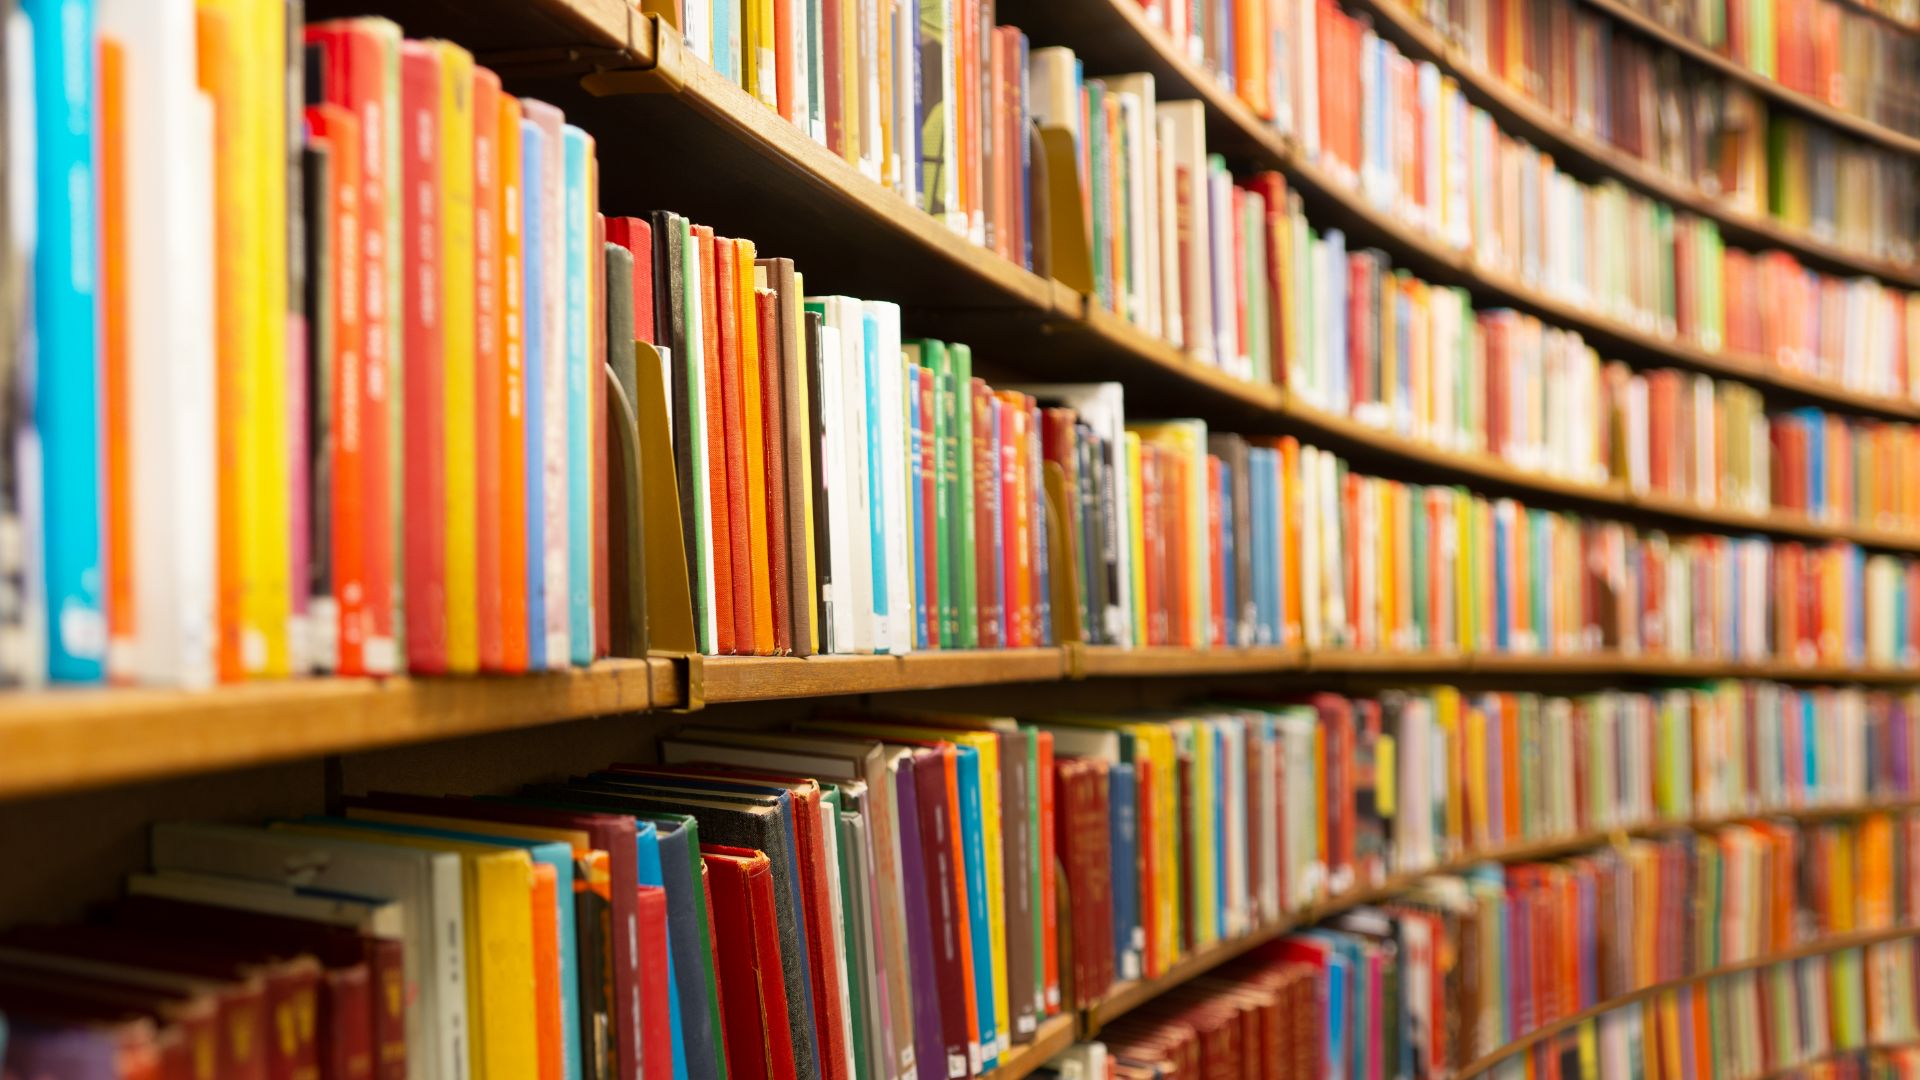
xmin=6 ymin=0 xmax=1920 ymax=1074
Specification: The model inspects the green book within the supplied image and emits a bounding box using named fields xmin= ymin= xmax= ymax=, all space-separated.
xmin=952 ymin=343 xmax=977 ymax=649
xmin=1244 ymin=192 xmax=1270 ymax=382
xmin=921 ymin=341 xmax=954 ymax=647
xmin=1087 ymin=80 xmax=1111 ymax=312
xmin=1410 ymin=487 xmax=1429 ymax=652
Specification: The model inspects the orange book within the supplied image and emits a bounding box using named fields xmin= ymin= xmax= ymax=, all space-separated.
xmin=1002 ymin=392 xmax=1032 ymax=648
xmin=100 ymin=38 xmax=133 ymax=682
xmin=696 ymin=227 xmax=735 ymax=655
xmin=714 ymin=237 xmax=753 ymax=653
xmin=496 ymin=92 xmax=530 ymax=671
xmin=733 ymin=238 xmax=774 ymax=656
xmin=1279 ymin=437 xmax=1301 ymax=645
xmin=530 ymin=861 xmax=564 ymax=1080
xmin=1500 ymin=696 xmax=1521 ymax=840
xmin=307 ymin=104 xmax=369 ymax=676
xmin=1236 ymin=0 xmax=1270 ymax=119
xmin=197 ymin=6 xmax=247 ymax=682
xmin=472 ymin=68 xmax=506 ymax=671
xmin=942 ymin=744 xmax=982 ymax=1060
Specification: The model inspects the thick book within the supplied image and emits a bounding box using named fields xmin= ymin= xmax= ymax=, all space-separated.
xmin=398 ymin=42 xmax=448 ymax=673
xmin=700 ymin=847 xmax=795 ymax=1080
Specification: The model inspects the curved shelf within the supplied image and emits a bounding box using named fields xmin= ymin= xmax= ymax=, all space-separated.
xmin=1343 ymin=0 xmax=1920 ymax=288
xmin=4 ymin=646 xmax=1915 ymax=804
xmin=1083 ymin=801 xmax=1920 ymax=1031
xmin=1455 ymin=924 xmax=1920 ymax=1078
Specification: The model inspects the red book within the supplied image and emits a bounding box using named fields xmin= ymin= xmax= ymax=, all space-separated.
xmin=1035 ymin=730 xmax=1060 ymax=1015
xmin=821 ymin=0 xmax=843 ymax=156
xmin=637 ymin=885 xmax=674 ymax=1080
xmin=306 ymin=104 xmax=370 ymax=678
xmin=472 ymin=69 xmax=506 ymax=672
xmin=1000 ymin=393 xmax=1024 ymax=647
xmin=694 ymin=227 xmax=734 ymax=654
xmin=701 ymin=847 xmax=796 ymax=1080
xmin=108 ymin=896 xmax=381 ymax=1080
xmin=756 ymin=289 xmax=793 ymax=655
xmin=715 ymin=240 xmax=755 ymax=653
xmin=400 ymin=43 xmax=447 ymax=674
xmin=306 ymin=20 xmax=399 ymax=675
xmin=605 ymin=218 xmax=655 ymax=346
xmin=970 ymin=379 xmax=998 ymax=648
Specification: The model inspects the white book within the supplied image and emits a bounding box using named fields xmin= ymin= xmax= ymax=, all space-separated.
xmin=1157 ymin=115 xmax=1183 ymax=350
xmin=683 ymin=233 xmax=720 ymax=654
xmin=522 ymin=99 xmax=572 ymax=669
xmin=824 ymin=298 xmax=875 ymax=653
xmin=893 ymin=0 xmax=917 ymax=205
xmin=151 ymin=821 xmax=465 ymax=1080
xmin=817 ymin=321 xmax=856 ymax=655
xmin=125 ymin=869 xmax=407 ymax=940
xmin=865 ymin=301 xmax=911 ymax=654
xmin=683 ymin=0 xmax=712 ymax=65
xmin=100 ymin=0 xmax=217 ymax=688
xmin=1207 ymin=162 xmax=1238 ymax=376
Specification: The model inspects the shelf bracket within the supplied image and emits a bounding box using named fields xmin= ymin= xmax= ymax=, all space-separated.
xmin=579 ymin=13 xmax=687 ymax=96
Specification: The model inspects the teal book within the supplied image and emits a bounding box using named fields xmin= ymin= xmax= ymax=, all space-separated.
xmin=636 ymin=812 xmax=728 ymax=1080
xmin=953 ymin=743 xmax=999 ymax=1068
xmin=28 ymin=0 xmax=103 ymax=682
xmin=864 ymin=312 xmax=890 ymax=651
xmin=297 ymin=816 xmax=582 ymax=1080
xmin=562 ymin=125 xmax=594 ymax=664
xmin=951 ymin=344 xmax=975 ymax=649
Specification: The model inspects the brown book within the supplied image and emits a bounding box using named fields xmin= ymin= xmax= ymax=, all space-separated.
xmin=997 ymin=729 xmax=1037 ymax=1043
xmin=757 ymin=257 xmax=814 ymax=658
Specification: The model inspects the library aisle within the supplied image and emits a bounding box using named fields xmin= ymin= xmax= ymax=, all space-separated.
xmin=0 ymin=0 xmax=1917 ymax=1075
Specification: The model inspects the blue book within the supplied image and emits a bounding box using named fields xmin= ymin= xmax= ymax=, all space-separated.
xmin=636 ymin=814 xmax=726 ymax=1080
xmin=1213 ymin=725 xmax=1228 ymax=936
xmin=562 ymin=126 xmax=594 ymax=665
xmin=711 ymin=0 xmax=735 ymax=83
xmin=1493 ymin=510 xmax=1511 ymax=651
xmin=1216 ymin=461 xmax=1234 ymax=645
xmin=863 ymin=314 xmax=889 ymax=650
xmin=1108 ymin=762 xmax=1139 ymax=982
xmin=952 ymin=744 xmax=999 ymax=1069
xmin=909 ymin=373 xmax=928 ymax=649
xmin=1306 ymin=932 xmax=1351 ymax=1080
xmin=1326 ymin=230 xmax=1349 ymax=411
xmin=522 ymin=120 xmax=549 ymax=671
xmin=29 ymin=0 xmax=102 ymax=682
xmin=633 ymin=821 xmax=690 ymax=1080
xmin=300 ymin=817 xmax=583 ymax=1080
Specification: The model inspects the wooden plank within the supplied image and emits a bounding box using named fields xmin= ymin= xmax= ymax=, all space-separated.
xmin=0 ymin=661 xmax=659 ymax=801
xmin=988 ymin=1013 xmax=1079 ymax=1080
xmin=1078 ymin=645 xmax=1309 ymax=677
xmin=700 ymin=650 xmax=1070 ymax=703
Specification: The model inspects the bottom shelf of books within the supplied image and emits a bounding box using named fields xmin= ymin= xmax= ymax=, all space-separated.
xmin=5 ymin=685 xmax=1920 ymax=1077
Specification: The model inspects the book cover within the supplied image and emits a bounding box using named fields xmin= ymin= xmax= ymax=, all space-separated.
xmin=562 ymin=125 xmax=595 ymax=666
xmin=398 ymin=41 xmax=448 ymax=673
xmin=520 ymin=100 xmax=570 ymax=669
xmin=472 ymin=67 xmax=506 ymax=673
xmin=437 ymin=42 xmax=479 ymax=675
xmin=497 ymin=93 xmax=531 ymax=672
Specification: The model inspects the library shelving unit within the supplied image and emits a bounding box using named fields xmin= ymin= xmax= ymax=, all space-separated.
xmin=10 ymin=0 xmax=1920 ymax=1074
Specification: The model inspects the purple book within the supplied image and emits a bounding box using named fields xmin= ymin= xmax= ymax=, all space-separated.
xmin=903 ymin=746 xmax=973 ymax=1080
xmin=894 ymin=753 xmax=946 ymax=1080
xmin=3 ymin=1023 xmax=142 ymax=1078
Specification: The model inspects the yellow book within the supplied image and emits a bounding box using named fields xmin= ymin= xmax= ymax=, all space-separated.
xmin=197 ymin=0 xmax=284 ymax=677
xmin=1191 ymin=720 xmax=1219 ymax=947
xmin=734 ymin=239 xmax=774 ymax=655
xmin=1464 ymin=701 xmax=1488 ymax=845
xmin=1435 ymin=687 xmax=1462 ymax=852
xmin=744 ymin=0 xmax=776 ymax=109
xmin=1126 ymin=433 xmax=1146 ymax=649
xmin=273 ymin=822 xmax=539 ymax=1078
xmin=437 ymin=42 xmax=479 ymax=673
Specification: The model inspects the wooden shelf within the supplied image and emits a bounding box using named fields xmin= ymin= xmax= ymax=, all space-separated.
xmin=1454 ymin=923 xmax=1920 ymax=1078
xmin=989 ymin=1013 xmax=1079 ymax=1080
xmin=1084 ymin=801 xmax=1920 ymax=1032
xmin=0 ymin=660 xmax=666 ymax=802
xmin=695 ymin=649 xmax=1070 ymax=705
xmin=1343 ymin=0 xmax=1920 ymax=287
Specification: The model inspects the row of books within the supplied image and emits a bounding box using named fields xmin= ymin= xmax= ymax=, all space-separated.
xmin=672 ymin=0 xmax=1037 ymax=268
xmin=1615 ymin=0 xmax=1920 ymax=136
xmin=1242 ymin=204 xmax=1920 ymax=533
xmin=1032 ymin=36 xmax=1920 ymax=422
xmin=1149 ymin=428 xmax=1920 ymax=666
xmin=0 ymin=706 xmax=1913 ymax=1080
xmin=1 ymin=2 xmax=692 ymax=685
xmin=1041 ymin=884 xmax=1917 ymax=1080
